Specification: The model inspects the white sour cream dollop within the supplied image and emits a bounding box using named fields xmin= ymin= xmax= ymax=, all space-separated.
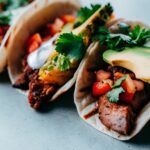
xmin=27 ymin=34 xmax=59 ymax=69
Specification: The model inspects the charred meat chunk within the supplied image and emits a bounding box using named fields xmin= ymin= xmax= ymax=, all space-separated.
xmin=98 ymin=95 xmax=135 ymax=135
xmin=13 ymin=65 xmax=38 ymax=90
xmin=28 ymin=79 xmax=58 ymax=109
xmin=13 ymin=73 xmax=28 ymax=90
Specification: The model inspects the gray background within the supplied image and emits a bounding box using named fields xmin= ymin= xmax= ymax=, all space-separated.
xmin=0 ymin=0 xmax=150 ymax=150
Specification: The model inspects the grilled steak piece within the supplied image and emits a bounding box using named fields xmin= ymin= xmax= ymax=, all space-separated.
xmin=98 ymin=95 xmax=135 ymax=135
xmin=28 ymin=79 xmax=58 ymax=109
xmin=14 ymin=64 xmax=59 ymax=109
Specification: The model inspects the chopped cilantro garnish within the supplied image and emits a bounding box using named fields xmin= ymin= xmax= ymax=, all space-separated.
xmin=130 ymin=25 xmax=150 ymax=45
xmin=107 ymin=87 xmax=125 ymax=103
xmin=74 ymin=4 xmax=101 ymax=28
xmin=106 ymin=75 xmax=127 ymax=103
xmin=113 ymin=75 xmax=127 ymax=88
xmin=56 ymin=33 xmax=85 ymax=61
xmin=0 ymin=12 xmax=11 ymax=25
xmin=92 ymin=26 xmax=109 ymax=43
xmin=0 ymin=0 xmax=30 ymax=11
xmin=42 ymin=3 xmax=114 ymax=72
xmin=74 ymin=3 xmax=113 ymax=28
xmin=92 ymin=24 xmax=150 ymax=50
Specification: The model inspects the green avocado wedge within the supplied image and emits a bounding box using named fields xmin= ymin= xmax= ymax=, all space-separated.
xmin=103 ymin=47 xmax=150 ymax=83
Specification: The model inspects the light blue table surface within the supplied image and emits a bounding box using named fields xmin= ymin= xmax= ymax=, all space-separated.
xmin=0 ymin=0 xmax=150 ymax=150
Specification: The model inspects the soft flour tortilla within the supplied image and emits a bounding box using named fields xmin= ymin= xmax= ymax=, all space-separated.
xmin=7 ymin=0 xmax=83 ymax=101
xmin=74 ymin=19 xmax=150 ymax=140
xmin=0 ymin=28 xmax=11 ymax=73
xmin=0 ymin=0 xmax=36 ymax=73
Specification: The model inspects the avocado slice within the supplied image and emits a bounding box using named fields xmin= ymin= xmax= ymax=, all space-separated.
xmin=103 ymin=47 xmax=150 ymax=83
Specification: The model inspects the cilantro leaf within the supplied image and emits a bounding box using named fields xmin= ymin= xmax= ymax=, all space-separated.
xmin=113 ymin=75 xmax=127 ymax=88
xmin=130 ymin=25 xmax=150 ymax=46
xmin=107 ymin=87 xmax=125 ymax=103
xmin=92 ymin=26 xmax=109 ymax=43
xmin=0 ymin=12 xmax=11 ymax=25
xmin=56 ymin=33 xmax=85 ymax=61
xmin=0 ymin=0 xmax=30 ymax=11
xmin=106 ymin=75 xmax=127 ymax=102
xmin=92 ymin=26 xmax=134 ymax=50
xmin=74 ymin=4 xmax=101 ymax=28
xmin=92 ymin=24 xmax=150 ymax=50
xmin=74 ymin=3 xmax=113 ymax=28
xmin=107 ymin=33 xmax=135 ymax=50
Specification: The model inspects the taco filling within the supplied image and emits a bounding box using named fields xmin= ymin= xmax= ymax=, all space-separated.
xmin=85 ymin=20 xmax=150 ymax=135
xmin=0 ymin=12 xmax=11 ymax=44
xmin=0 ymin=0 xmax=33 ymax=11
xmin=0 ymin=0 xmax=33 ymax=44
xmin=13 ymin=3 xmax=114 ymax=109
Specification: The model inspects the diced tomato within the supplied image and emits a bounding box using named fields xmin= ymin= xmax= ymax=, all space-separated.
xmin=47 ymin=24 xmax=57 ymax=36
xmin=28 ymin=33 xmax=42 ymax=45
xmin=120 ymin=92 xmax=135 ymax=104
xmin=27 ymin=33 xmax=42 ymax=54
xmin=114 ymin=72 xmax=124 ymax=79
xmin=27 ymin=41 xmax=39 ymax=54
xmin=120 ymin=75 xmax=136 ymax=104
xmin=61 ymin=15 xmax=76 ymax=23
xmin=48 ymin=18 xmax=64 ymax=36
xmin=92 ymin=82 xmax=112 ymax=97
xmin=96 ymin=70 xmax=111 ymax=82
xmin=122 ymin=75 xmax=136 ymax=93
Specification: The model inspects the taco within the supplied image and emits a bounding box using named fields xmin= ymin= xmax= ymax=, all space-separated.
xmin=0 ymin=0 xmax=34 ymax=72
xmin=0 ymin=0 xmax=33 ymax=11
xmin=6 ymin=0 xmax=114 ymax=109
xmin=74 ymin=19 xmax=150 ymax=140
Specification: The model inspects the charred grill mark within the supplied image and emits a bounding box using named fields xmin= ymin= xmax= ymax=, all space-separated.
xmin=28 ymin=79 xmax=58 ymax=109
xmin=84 ymin=106 xmax=98 ymax=119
